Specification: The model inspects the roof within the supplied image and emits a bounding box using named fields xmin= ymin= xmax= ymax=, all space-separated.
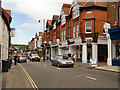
xmin=53 ymin=15 xmax=59 ymax=22
xmin=62 ymin=4 xmax=71 ymax=15
xmin=47 ymin=20 xmax=52 ymax=26
xmin=1 ymin=8 xmax=12 ymax=31
xmin=76 ymin=0 xmax=107 ymax=7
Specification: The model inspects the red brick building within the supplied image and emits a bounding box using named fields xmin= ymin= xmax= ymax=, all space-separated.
xmin=42 ymin=0 xmax=108 ymax=64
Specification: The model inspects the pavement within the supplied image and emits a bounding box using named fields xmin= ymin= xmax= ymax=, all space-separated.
xmin=2 ymin=63 xmax=32 ymax=89
xmin=75 ymin=61 xmax=120 ymax=73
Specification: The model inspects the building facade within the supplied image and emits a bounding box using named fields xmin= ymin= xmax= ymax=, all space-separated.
xmin=0 ymin=8 xmax=12 ymax=61
xmin=42 ymin=1 xmax=108 ymax=65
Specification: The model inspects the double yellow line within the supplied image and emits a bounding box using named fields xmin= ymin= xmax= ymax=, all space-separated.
xmin=18 ymin=64 xmax=39 ymax=90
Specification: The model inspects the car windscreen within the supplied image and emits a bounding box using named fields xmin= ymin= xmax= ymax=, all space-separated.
xmin=58 ymin=56 xmax=63 ymax=59
xmin=58 ymin=56 xmax=68 ymax=59
xmin=32 ymin=54 xmax=38 ymax=56
xmin=20 ymin=56 xmax=26 ymax=58
xmin=53 ymin=56 xmax=58 ymax=59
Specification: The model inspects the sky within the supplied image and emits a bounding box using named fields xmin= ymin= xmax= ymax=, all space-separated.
xmin=2 ymin=0 xmax=119 ymax=45
xmin=2 ymin=0 xmax=73 ymax=45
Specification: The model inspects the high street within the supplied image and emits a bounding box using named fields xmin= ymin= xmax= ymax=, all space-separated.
xmin=11 ymin=60 xmax=119 ymax=88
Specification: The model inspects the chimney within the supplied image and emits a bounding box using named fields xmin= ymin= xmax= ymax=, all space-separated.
xmin=35 ymin=33 xmax=37 ymax=37
xmin=39 ymin=32 xmax=42 ymax=36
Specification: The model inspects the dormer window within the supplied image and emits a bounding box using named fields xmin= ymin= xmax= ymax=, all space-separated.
xmin=73 ymin=5 xmax=79 ymax=19
xmin=53 ymin=22 xmax=56 ymax=30
xmin=61 ymin=15 xmax=66 ymax=25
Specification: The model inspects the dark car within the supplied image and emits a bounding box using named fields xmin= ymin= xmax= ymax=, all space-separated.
xmin=18 ymin=55 xmax=27 ymax=63
xmin=51 ymin=55 xmax=74 ymax=67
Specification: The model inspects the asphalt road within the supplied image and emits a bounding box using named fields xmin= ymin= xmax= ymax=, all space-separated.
xmin=21 ymin=60 xmax=119 ymax=88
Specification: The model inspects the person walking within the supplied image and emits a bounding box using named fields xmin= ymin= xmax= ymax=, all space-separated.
xmin=14 ymin=54 xmax=18 ymax=65
xmin=73 ymin=54 xmax=76 ymax=62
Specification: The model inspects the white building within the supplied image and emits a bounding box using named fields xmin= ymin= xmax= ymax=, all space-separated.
xmin=0 ymin=8 xmax=12 ymax=61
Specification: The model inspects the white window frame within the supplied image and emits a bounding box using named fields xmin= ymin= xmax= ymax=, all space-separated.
xmin=73 ymin=5 xmax=79 ymax=19
xmin=73 ymin=26 xmax=76 ymax=38
xmin=77 ymin=24 xmax=79 ymax=37
xmin=53 ymin=22 xmax=56 ymax=30
xmin=85 ymin=21 xmax=92 ymax=34
xmin=61 ymin=15 xmax=66 ymax=25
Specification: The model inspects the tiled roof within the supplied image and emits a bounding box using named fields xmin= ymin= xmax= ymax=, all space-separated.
xmin=47 ymin=20 xmax=52 ymax=26
xmin=53 ymin=15 xmax=59 ymax=21
xmin=76 ymin=0 xmax=107 ymax=7
xmin=62 ymin=4 xmax=71 ymax=15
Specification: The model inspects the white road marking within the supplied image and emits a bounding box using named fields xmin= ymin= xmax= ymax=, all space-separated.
xmin=57 ymin=68 xmax=62 ymax=70
xmin=85 ymin=76 xmax=97 ymax=81
xmin=75 ymin=75 xmax=82 ymax=77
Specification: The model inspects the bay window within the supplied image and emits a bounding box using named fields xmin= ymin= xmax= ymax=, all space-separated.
xmin=85 ymin=21 xmax=92 ymax=33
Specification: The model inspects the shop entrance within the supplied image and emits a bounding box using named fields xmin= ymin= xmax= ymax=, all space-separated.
xmin=98 ymin=44 xmax=108 ymax=62
xmin=87 ymin=45 xmax=92 ymax=62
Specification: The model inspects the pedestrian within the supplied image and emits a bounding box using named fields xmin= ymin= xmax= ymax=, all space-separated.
xmin=14 ymin=54 xmax=18 ymax=65
xmin=47 ymin=54 xmax=49 ymax=60
xmin=68 ymin=53 xmax=71 ymax=60
xmin=73 ymin=54 xmax=76 ymax=62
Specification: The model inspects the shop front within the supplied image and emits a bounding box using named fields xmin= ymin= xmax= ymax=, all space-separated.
xmin=108 ymin=27 xmax=120 ymax=66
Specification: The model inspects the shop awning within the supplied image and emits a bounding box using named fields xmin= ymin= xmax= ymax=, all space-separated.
xmin=108 ymin=27 xmax=120 ymax=40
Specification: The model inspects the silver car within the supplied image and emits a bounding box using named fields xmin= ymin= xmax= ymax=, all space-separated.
xmin=51 ymin=55 xmax=74 ymax=67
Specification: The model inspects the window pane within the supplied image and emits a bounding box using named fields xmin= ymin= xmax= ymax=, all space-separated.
xmin=77 ymin=25 xmax=79 ymax=37
xmin=73 ymin=26 xmax=75 ymax=38
xmin=86 ymin=21 xmax=91 ymax=33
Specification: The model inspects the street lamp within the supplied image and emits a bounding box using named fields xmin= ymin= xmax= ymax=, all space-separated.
xmin=38 ymin=19 xmax=45 ymax=32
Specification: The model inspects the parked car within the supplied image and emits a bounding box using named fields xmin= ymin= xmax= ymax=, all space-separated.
xmin=18 ymin=55 xmax=27 ymax=63
xmin=30 ymin=54 xmax=40 ymax=62
xmin=51 ymin=55 xmax=74 ymax=67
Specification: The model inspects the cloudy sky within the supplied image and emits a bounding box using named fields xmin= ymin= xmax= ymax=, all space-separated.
xmin=2 ymin=0 xmax=118 ymax=45
xmin=2 ymin=0 xmax=73 ymax=45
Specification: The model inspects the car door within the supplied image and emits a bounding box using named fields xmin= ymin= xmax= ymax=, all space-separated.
xmin=54 ymin=56 xmax=59 ymax=65
xmin=52 ymin=56 xmax=56 ymax=64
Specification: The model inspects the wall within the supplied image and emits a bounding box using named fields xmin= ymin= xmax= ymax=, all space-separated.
xmin=0 ymin=15 xmax=9 ymax=60
xmin=107 ymin=2 xmax=120 ymax=27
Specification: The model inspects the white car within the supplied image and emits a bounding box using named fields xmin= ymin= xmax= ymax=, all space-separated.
xmin=30 ymin=54 xmax=40 ymax=62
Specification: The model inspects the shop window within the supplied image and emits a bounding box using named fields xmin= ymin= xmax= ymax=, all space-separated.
xmin=85 ymin=21 xmax=92 ymax=33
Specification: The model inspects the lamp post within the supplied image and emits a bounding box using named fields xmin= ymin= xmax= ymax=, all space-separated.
xmin=38 ymin=19 xmax=45 ymax=32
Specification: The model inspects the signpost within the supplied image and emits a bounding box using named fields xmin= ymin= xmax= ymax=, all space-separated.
xmin=10 ymin=28 xmax=15 ymax=37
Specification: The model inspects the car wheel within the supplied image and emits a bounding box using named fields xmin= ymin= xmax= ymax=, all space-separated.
xmin=52 ymin=63 xmax=54 ymax=66
xmin=71 ymin=65 xmax=74 ymax=68
xmin=58 ymin=63 xmax=60 ymax=68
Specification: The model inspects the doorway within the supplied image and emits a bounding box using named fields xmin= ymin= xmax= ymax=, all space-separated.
xmin=98 ymin=44 xmax=108 ymax=62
